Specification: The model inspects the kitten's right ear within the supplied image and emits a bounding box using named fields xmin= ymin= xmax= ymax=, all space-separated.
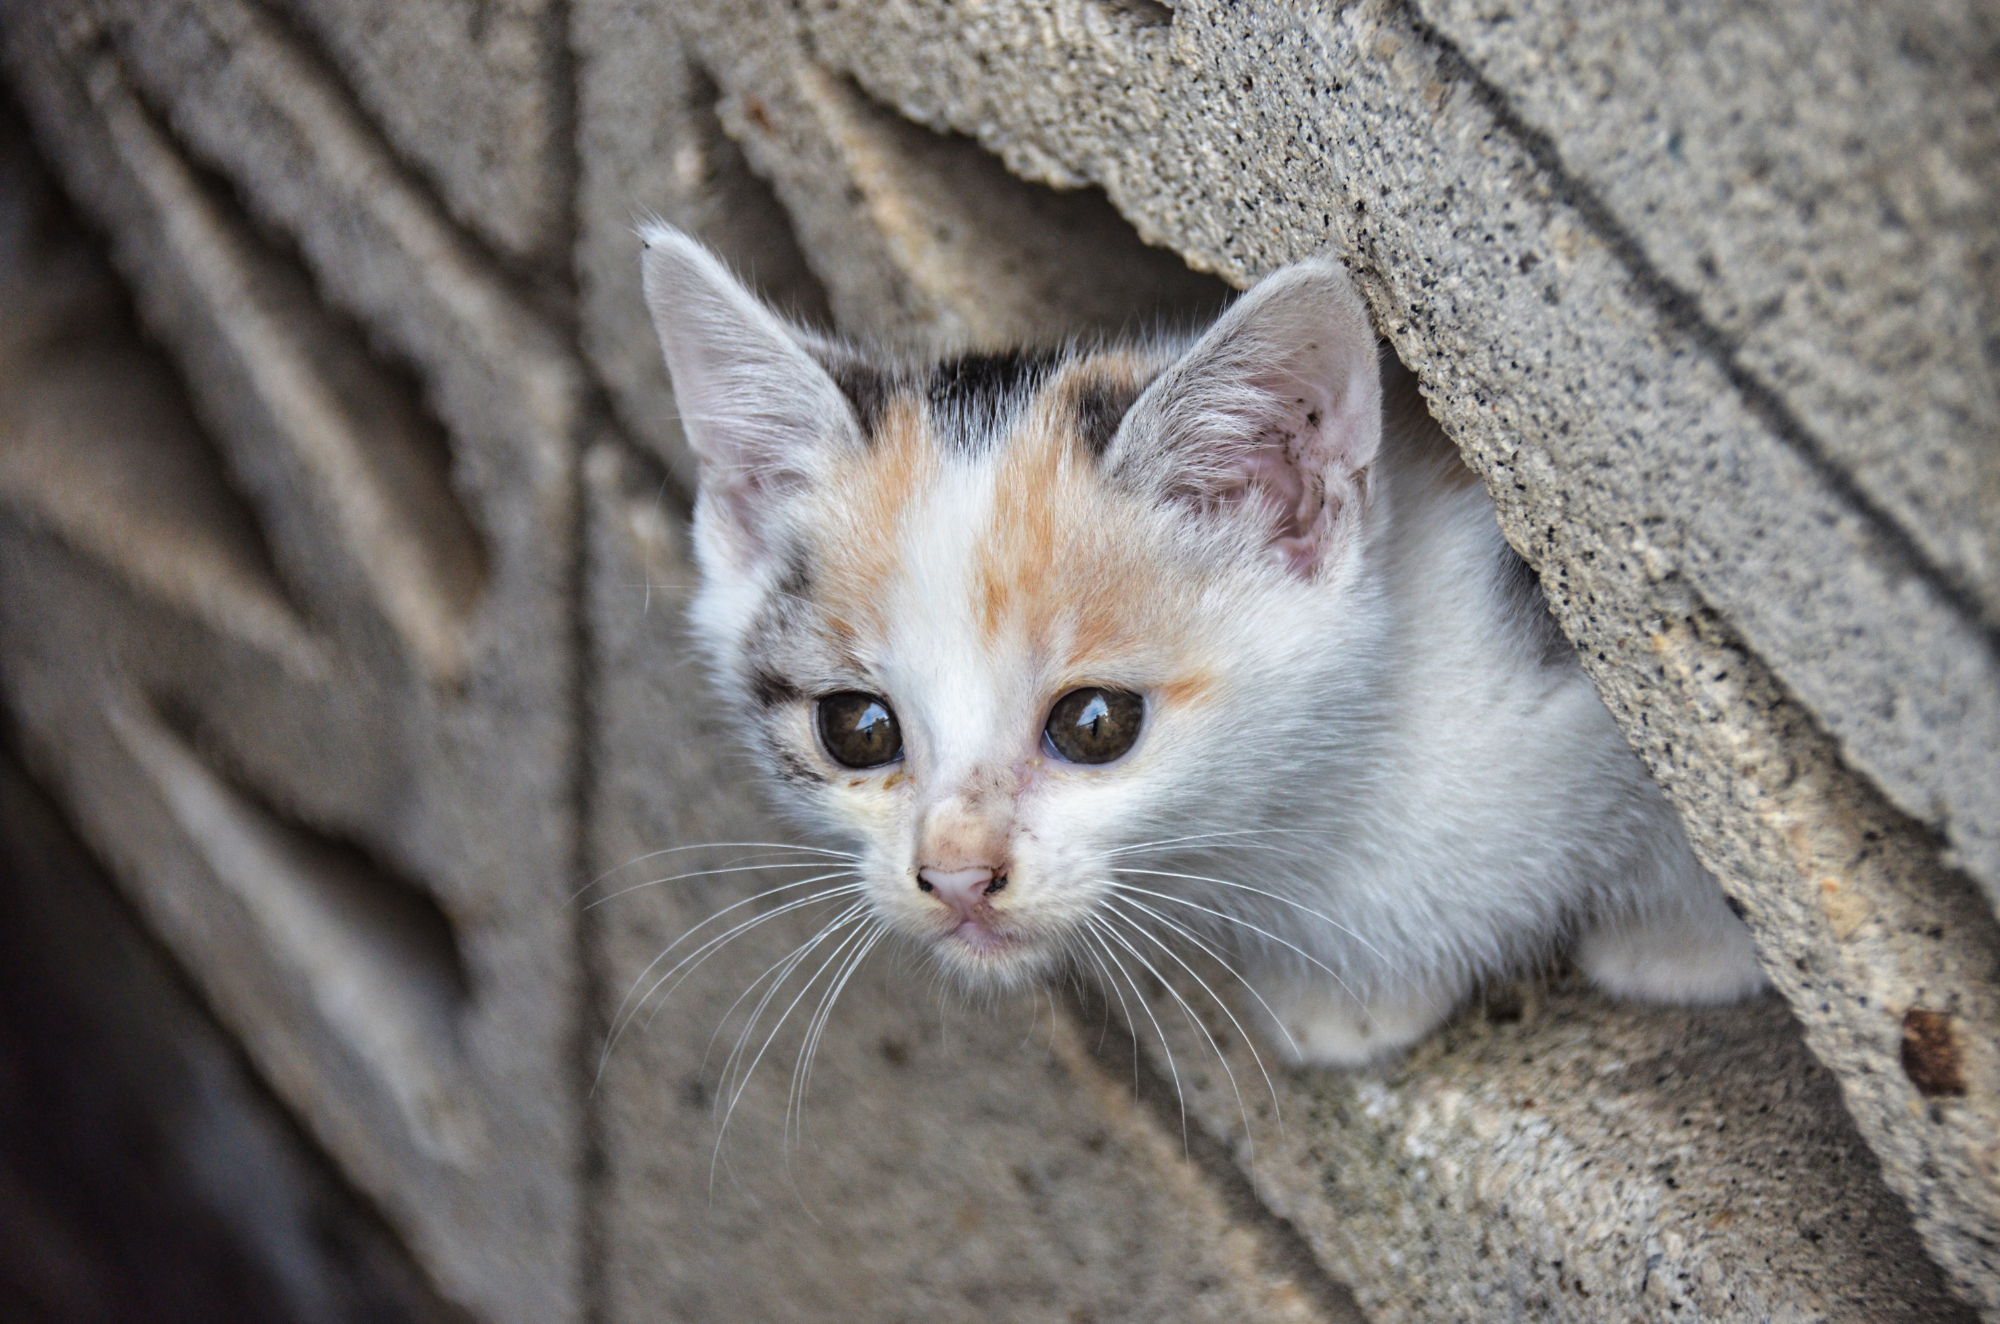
xmin=640 ymin=223 xmax=860 ymax=564
xmin=1107 ymin=255 xmax=1382 ymax=580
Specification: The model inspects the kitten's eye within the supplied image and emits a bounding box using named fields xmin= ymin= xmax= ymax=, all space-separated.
xmin=816 ymin=692 xmax=903 ymax=768
xmin=1043 ymin=688 xmax=1144 ymax=765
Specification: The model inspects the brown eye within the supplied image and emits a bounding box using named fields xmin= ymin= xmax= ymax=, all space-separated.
xmin=816 ymin=692 xmax=903 ymax=768
xmin=1044 ymin=688 xmax=1144 ymax=765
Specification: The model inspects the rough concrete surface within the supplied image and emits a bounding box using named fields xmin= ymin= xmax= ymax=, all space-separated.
xmin=15 ymin=0 xmax=587 ymax=494
xmin=2 ymin=0 xmax=1996 ymax=1318
xmin=1424 ymin=0 xmax=2000 ymax=624
xmin=0 ymin=28 xmax=583 ymax=1324
xmin=1131 ymin=972 xmax=1972 ymax=1323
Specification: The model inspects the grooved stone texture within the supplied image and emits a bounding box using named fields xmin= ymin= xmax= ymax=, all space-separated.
xmin=276 ymin=0 xmax=569 ymax=266
xmin=3 ymin=0 xmax=1997 ymax=1319
xmin=0 ymin=11 xmax=583 ymax=1322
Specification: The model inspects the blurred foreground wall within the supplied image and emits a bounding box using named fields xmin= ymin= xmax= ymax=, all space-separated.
xmin=0 ymin=0 xmax=1996 ymax=1319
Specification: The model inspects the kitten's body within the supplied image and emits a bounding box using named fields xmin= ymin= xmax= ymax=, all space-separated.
xmin=642 ymin=225 xmax=1763 ymax=1065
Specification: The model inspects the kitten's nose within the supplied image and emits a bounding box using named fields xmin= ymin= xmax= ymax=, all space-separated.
xmin=916 ymin=866 xmax=1007 ymax=920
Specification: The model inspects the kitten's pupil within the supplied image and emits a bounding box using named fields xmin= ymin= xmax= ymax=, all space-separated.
xmin=817 ymin=692 xmax=903 ymax=768
xmin=1044 ymin=688 xmax=1144 ymax=764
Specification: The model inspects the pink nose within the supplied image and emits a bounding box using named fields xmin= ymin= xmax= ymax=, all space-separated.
xmin=917 ymin=866 xmax=1007 ymax=919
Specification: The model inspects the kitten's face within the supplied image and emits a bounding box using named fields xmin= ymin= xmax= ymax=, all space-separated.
xmin=705 ymin=350 xmax=1268 ymax=986
xmin=642 ymin=227 xmax=1382 ymax=989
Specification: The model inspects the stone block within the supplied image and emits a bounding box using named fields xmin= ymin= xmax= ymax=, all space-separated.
xmin=1423 ymin=0 xmax=2000 ymax=625
xmin=0 ymin=24 xmax=583 ymax=1323
xmin=1125 ymin=974 xmax=1971 ymax=1323
xmin=5 ymin=0 xmax=587 ymax=497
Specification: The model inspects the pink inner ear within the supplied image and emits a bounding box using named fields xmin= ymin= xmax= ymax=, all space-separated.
xmin=1212 ymin=427 xmax=1329 ymax=576
xmin=1238 ymin=443 xmax=1314 ymax=537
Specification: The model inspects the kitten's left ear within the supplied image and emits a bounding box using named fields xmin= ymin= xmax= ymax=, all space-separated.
xmin=1109 ymin=256 xmax=1382 ymax=578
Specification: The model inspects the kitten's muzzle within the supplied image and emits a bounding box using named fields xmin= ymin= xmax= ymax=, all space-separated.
xmin=916 ymin=866 xmax=1008 ymax=921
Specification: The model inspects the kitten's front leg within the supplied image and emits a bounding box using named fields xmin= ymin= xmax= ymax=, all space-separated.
xmin=1248 ymin=968 xmax=1463 ymax=1067
xmin=1575 ymin=881 xmax=1767 ymax=1005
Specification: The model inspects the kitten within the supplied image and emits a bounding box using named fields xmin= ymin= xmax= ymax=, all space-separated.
xmin=638 ymin=223 xmax=1766 ymax=1066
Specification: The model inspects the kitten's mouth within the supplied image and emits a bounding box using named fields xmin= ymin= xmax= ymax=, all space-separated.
xmin=922 ymin=912 xmax=1057 ymax=988
xmin=934 ymin=919 xmax=1053 ymax=990
xmin=940 ymin=920 xmax=1016 ymax=960
xmin=945 ymin=918 xmax=1012 ymax=955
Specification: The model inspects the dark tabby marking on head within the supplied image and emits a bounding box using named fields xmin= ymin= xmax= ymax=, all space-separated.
xmin=776 ymin=547 xmax=814 ymax=601
xmin=1072 ymin=377 xmax=1142 ymax=459
xmin=928 ymin=349 xmax=1063 ymax=451
xmin=748 ymin=668 xmax=802 ymax=710
xmin=829 ymin=362 xmax=892 ymax=440
xmin=770 ymin=745 xmax=829 ymax=786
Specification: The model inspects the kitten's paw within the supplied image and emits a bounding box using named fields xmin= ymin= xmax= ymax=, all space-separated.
xmin=1251 ymin=977 xmax=1456 ymax=1067
xmin=1577 ymin=896 xmax=1766 ymax=1005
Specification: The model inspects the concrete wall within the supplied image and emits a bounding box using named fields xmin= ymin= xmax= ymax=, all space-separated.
xmin=1 ymin=0 xmax=1994 ymax=1319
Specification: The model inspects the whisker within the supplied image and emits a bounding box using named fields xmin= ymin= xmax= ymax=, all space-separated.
xmin=603 ymin=871 xmax=861 ymax=1028
xmin=576 ymin=839 xmax=859 ymax=901
xmin=1100 ymin=900 xmax=1282 ymax=1147
xmin=791 ymin=924 xmax=880 ymax=1134
xmin=584 ymin=858 xmax=854 ymax=911
xmin=1087 ymin=921 xmax=1189 ymax=1154
xmin=1104 ymin=827 xmax=1319 ymax=859
xmin=706 ymin=901 xmax=870 ymax=1087
xmin=1098 ymin=892 xmax=1300 ymax=1061
xmin=1105 ymin=875 xmax=1394 ymax=1019
xmin=1094 ymin=912 xmax=1252 ymax=1164
xmin=778 ymin=921 xmax=876 ymax=1158
xmin=1110 ymin=866 xmax=1395 ymax=965
xmin=791 ymin=924 xmax=885 ymax=1149
xmin=702 ymin=913 xmax=870 ymax=1191
xmin=601 ymin=877 xmax=863 ymax=1072
xmin=1077 ymin=939 xmax=1142 ymax=1093
xmin=714 ymin=915 xmax=875 ymax=1186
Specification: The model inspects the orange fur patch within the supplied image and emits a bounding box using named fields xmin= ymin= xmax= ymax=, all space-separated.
xmin=1155 ymin=673 xmax=1217 ymax=707
xmin=815 ymin=390 xmax=933 ymax=635
xmin=974 ymin=356 xmax=1175 ymax=676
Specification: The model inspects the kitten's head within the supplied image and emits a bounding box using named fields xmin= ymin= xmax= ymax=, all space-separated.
xmin=641 ymin=225 xmax=1382 ymax=989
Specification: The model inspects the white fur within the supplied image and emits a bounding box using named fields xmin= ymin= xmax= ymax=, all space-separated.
xmin=641 ymin=224 xmax=1767 ymax=1068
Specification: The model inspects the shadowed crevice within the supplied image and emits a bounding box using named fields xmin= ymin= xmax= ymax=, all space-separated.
xmin=0 ymin=730 xmax=474 ymax=1324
